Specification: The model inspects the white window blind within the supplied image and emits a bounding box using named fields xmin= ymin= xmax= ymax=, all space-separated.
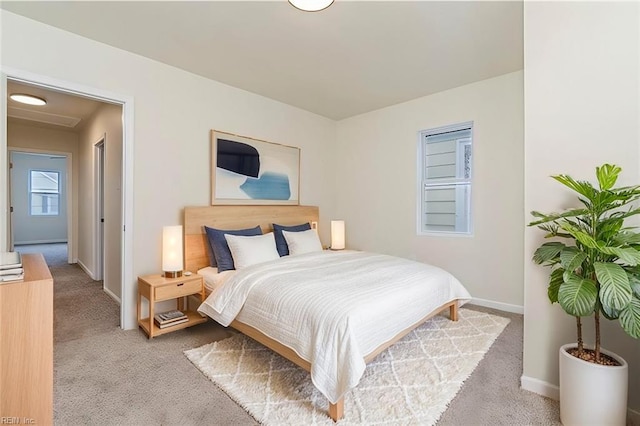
xmin=418 ymin=123 xmax=473 ymax=234
xmin=30 ymin=170 xmax=60 ymax=216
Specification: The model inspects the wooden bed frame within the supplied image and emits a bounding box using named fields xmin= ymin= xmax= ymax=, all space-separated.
xmin=183 ymin=205 xmax=458 ymax=422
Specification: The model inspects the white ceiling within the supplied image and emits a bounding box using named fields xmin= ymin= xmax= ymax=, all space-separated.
xmin=7 ymin=80 xmax=104 ymax=131
xmin=2 ymin=1 xmax=523 ymax=120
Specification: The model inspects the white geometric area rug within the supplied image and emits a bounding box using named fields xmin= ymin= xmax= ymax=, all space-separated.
xmin=184 ymin=309 xmax=509 ymax=425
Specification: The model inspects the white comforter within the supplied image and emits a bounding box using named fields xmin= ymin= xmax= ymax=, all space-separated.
xmin=198 ymin=250 xmax=471 ymax=403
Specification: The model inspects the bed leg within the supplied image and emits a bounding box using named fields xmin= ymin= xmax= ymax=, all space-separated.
xmin=329 ymin=398 xmax=344 ymax=422
xmin=449 ymin=303 xmax=458 ymax=321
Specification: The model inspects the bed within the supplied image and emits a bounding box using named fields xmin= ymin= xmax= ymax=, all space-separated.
xmin=183 ymin=205 xmax=471 ymax=421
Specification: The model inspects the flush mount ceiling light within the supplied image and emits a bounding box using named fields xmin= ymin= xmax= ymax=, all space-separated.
xmin=9 ymin=93 xmax=47 ymax=106
xmin=288 ymin=0 xmax=334 ymax=12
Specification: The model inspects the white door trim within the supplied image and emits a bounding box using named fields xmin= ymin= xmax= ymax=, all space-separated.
xmin=0 ymin=66 xmax=136 ymax=330
xmin=1 ymin=71 xmax=8 ymax=252
xmin=94 ymin=137 xmax=105 ymax=282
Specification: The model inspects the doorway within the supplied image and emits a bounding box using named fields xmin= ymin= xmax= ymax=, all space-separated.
xmin=9 ymin=150 xmax=71 ymax=262
xmin=1 ymin=71 xmax=135 ymax=330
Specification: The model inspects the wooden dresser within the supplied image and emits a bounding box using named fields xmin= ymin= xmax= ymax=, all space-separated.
xmin=0 ymin=253 xmax=53 ymax=424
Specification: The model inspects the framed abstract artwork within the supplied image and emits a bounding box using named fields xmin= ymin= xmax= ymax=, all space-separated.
xmin=211 ymin=130 xmax=300 ymax=205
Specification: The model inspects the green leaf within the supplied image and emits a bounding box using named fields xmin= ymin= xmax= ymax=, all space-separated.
xmin=619 ymin=297 xmax=640 ymax=339
xmin=594 ymin=191 xmax=623 ymax=210
xmin=551 ymin=174 xmax=597 ymax=202
xmin=533 ymin=242 xmax=566 ymax=265
xmin=597 ymin=218 xmax=624 ymax=241
xmin=560 ymin=247 xmax=587 ymax=272
xmin=528 ymin=209 xmax=590 ymax=227
xmin=559 ymin=223 xmax=598 ymax=248
xmin=596 ymin=164 xmax=621 ymax=190
xmin=597 ymin=246 xmax=640 ymax=266
xmin=614 ymin=248 xmax=640 ymax=266
xmin=601 ymin=303 xmax=620 ymax=320
xmin=612 ymin=184 xmax=640 ymax=192
xmin=632 ymin=281 xmax=640 ymax=298
xmin=614 ymin=231 xmax=640 ymax=245
xmin=548 ymin=268 xmax=564 ymax=303
xmin=558 ymin=275 xmax=598 ymax=316
xmin=595 ymin=262 xmax=632 ymax=310
xmin=612 ymin=206 xmax=640 ymax=221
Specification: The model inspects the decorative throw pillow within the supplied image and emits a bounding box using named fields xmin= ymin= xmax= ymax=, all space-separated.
xmin=204 ymin=225 xmax=262 ymax=271
xmin=224 ymin=233 xmax=280 ymax=270
xmin=272 ymin=222 xmax=311 ymax=256
xmin=203 ymin=228 xmax=218 ymax=267
xmin=282 ymin=229 xmax=323 ymax=256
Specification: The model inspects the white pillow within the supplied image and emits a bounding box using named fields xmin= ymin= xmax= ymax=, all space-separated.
xmin=282 ymin=229 xmax=323 ymax=256
xmin=224 ymin=232 xmax=280 ymax=269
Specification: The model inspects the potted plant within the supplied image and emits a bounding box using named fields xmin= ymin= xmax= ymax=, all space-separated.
xmin=529 ymin=164 xmax=640 ymax=426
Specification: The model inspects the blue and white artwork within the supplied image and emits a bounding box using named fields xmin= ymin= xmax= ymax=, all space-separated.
xmin=211 ymin=131 xmax=300 ymax=205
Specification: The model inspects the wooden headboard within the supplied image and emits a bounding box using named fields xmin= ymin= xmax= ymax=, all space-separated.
xmin=183 ymin=205 xmax=320 ymax=273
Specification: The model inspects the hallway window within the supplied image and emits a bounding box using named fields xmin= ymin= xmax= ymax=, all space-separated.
xmin=29 ymin=170 xmax=60 ymax=216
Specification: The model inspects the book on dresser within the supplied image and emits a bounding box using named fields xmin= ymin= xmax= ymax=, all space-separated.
xmin=154 ymin=310 xmax=188 ymax=328
xmin=0 ymin=273 xmax=25 ymax=283
xmin=0 ymin=253 xmax=24 ymax=283
xmin=0 ymin=252 xmax=22 ymax=269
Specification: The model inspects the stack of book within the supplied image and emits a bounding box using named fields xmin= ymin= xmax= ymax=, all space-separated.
xmin=154 ymin=310 xmax=188 ymax=329
xmin=0 ymin=252 xmax=24 ymax=283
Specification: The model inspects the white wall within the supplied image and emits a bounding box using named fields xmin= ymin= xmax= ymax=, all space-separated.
xmin=523 ymin=1 xmax=640 ymax=411
xmin=0 ymin=10 xmax=336 ymax=328
xmin=335 ymin=71 xmax=524 ymax=311
xmin=78 ymin=103 xmax=123 ymax=300
xmin=7 ymin=121 xmax=78 ymax=258
xmin=10 ymin=152 xmax=68 ymax=244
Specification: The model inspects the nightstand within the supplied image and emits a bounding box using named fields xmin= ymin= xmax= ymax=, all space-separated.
xmin=137 ymin=273 xmax=207 ymax=339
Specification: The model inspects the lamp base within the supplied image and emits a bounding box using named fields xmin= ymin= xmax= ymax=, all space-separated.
xmin=163 ymin=270 xmax=183 ymax=278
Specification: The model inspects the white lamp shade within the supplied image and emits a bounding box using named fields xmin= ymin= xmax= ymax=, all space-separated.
xmin=162 ymin=225 xmax=183 ymax=274
xmin=330 ymin=220 xmax=345 ymax=250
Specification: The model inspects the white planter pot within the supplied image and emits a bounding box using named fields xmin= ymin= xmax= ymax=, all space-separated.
xmin=559 ymin=343 xmax=628 ymax=426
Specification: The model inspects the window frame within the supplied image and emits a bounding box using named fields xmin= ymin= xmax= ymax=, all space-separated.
xmin=416 ymin=121 xmax=474 ymax=236
xmin=29 ymin=169 xmax=61 ymax=217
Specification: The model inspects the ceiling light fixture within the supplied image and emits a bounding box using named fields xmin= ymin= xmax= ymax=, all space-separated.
xmin=9 ymin=93 xmax=47 ymax=106
xmin=288 ymin=0 xmax=334 ymax=12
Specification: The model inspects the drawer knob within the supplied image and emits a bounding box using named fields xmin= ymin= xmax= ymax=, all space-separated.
xmin=177 ymin=283 xmax=184 ymax=286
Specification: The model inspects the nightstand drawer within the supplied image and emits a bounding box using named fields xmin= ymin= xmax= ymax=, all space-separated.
xmin=155 ymin=279 xmax=201 ymax=300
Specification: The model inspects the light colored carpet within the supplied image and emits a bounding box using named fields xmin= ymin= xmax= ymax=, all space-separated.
xmin=42 ymin=239 xmax=563 ymax=425
xmin=15 ymin=242 xmax=68 ymax=267
xmin=185 ymin=309 xmax=510 ymax=425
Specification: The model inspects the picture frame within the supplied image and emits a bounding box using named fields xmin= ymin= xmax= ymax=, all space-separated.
xmin=211 ymin=130 xmax=300 ymax=205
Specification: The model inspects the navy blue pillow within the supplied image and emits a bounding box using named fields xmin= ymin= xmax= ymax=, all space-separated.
xmin=204 ymin=225 xmax=262 ymax=271
xmin=204 ymin=229 xmax=217 ymax=267
xmin=272 ymin=223 xmax=311 ymax=256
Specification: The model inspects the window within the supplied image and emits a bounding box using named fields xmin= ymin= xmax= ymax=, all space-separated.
xmin=29 ymin=170 xmax=60 ymax=216
xmin=418 ymin=122 xmax=473 ymax=235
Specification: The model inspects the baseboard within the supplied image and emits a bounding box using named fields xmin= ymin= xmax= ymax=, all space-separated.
xmin=103 ymin=287 xmax=121 ymax=305
xmin=76 ymin=259 xmax=97 ymax=280
xmin=520 ymin=375 xmax=560 ymax=401
xmin=471 ymin=297 xmax=524 ymax=314
xmin=14 ymin=239 xmax=68 ymax=245
xmin=522 ymin=376 xmax=640 ymax=423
